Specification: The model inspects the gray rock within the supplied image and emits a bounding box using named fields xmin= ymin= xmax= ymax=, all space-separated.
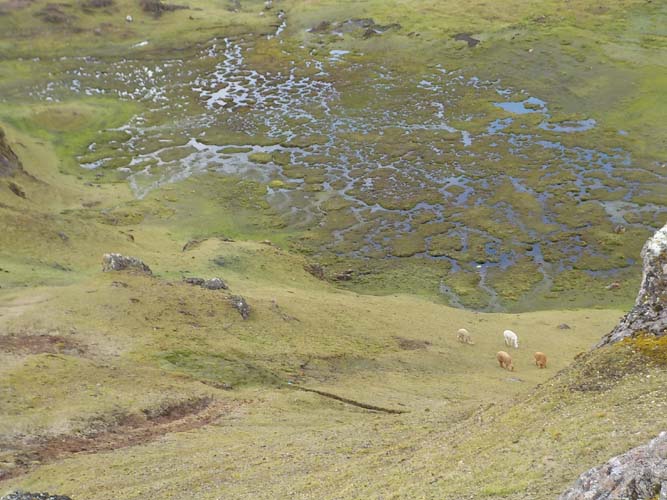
xmin=560 ymin=431 xmax=667 ymax=500
xmin=202 ymin=277 xmax=227 ymax=290
xmin=101 ymin=253 xmax=152 ymax=275
xmin=183 ymin=277 xmax=228 ymax=290
xmin=597 ymin=223 xmax=667 ymax=346
xmin=0 ymin=127 xmax=22 ymax=177
xmin=1 ymin=492 xmax=73 ymax=500
xmin=183 ymin=277 xmax=205 ymax=286
xmin=229 ymin=295 xmax=250 ymax=320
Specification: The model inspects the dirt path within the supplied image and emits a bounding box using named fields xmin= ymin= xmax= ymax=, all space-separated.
xmin=0 ymin=397 xmax=242 ymax=482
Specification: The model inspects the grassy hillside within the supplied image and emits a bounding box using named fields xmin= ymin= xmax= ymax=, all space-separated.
xmin=0 ymin=132 xmax=663 ymax=497
xmin=1 ymin=0 xmax=666 ymax=498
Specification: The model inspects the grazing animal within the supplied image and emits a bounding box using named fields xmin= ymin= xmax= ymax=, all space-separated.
xmin=534 ymin=351 xmax=547 ymax=368
xmin=457 ymin=328 xmax=474 ymax=345
xmin=496 ymin=351 xmax=514 ymax=371
xmin=503 ymin=329 xmax=519 ymax=349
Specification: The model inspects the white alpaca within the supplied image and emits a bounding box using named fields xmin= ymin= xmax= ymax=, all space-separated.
xmin=457 ymin=328 xmax=474 ymax=345
xmin=503 ymin=329 xmax=519 ymax=349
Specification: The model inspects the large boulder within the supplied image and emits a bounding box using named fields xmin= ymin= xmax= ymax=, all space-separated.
xmin=0 ymin=127 xmax=22 ymax=177
xmin=597 ymin=223 xmax=667 ymax=347
xmin=102 ymin=253 xmax=152 ymax=275
xmin=1 ymin=493 xmax=73 ymax=500
xmin=560 ymin=431 xmax=667 ymax=500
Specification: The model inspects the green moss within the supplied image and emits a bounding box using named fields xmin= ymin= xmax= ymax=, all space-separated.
xmin=389 ymin=232 xmax=426 ymax=257
xmin=625 ymin=334 xmax=667 ymax=365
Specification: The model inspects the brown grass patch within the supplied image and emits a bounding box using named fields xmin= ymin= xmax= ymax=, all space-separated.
xmin=0 ymin=334 xmax=84 ymax=356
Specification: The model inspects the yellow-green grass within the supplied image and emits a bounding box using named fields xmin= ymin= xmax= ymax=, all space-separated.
xmin=0 ymin=0 xmax=666 ymax=497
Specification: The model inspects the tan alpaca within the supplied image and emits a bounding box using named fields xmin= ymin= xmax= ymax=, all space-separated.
xmin=496 ymin=351 xmax=514 ymax=371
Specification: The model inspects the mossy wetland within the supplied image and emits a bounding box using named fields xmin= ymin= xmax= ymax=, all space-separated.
xmin=1 ymin=0 xmax=667 ymax=498
xmin=2 ymin=0 xmax=666 ymax=310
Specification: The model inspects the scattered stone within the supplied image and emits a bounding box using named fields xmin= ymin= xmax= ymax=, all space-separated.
xmin=1 ymin=492 xmax=73 ymax=500
xmin=597 ymin=223 xmax=667 ymax=346
xmin=304 ymin=263 xmax=326 ymax=280
xmin=333 ymin=269 xmax=354 ymax=281
xmin=308 ymin=18 xmax=400 ymax=38
xmin=8 ymin=181 xmax=26 ymax=198
xmin=0 ymin=127 xmax=23 ymax=177
xmin=212 ymin=256 xmax=226 ymax=267
xmin=614 ymin=224 xmax=627 ymax=234
xmin=111 ymin=281 xmax=128 ymax=288
xmin=182 ymin=238 xmax=205 ymax=252
xmin=260 ymin=239 xmax=273 ymax=246
xmin=183 ymin=277 xmax=228 ymax=290
xmin=229 ymin=295 xmax=250 ymax=320
xmin=183 ymin=277 xmax=205 ymax=286
xmin=557 ymin=323 xmax=571 ymax=330
xmin=453 ymin=32 xmax=480 ymax=47
xmin=560 ymin=431 xmax=667 ymax=500
xmin=57 ymin=231 xmax=69 ymax=242
xmin=605 ymin=281 xmax=621 ymax=290
xmin=102 ymin=253 xmax=152 ymax=275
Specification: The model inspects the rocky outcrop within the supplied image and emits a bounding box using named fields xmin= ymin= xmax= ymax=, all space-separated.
xmin=559 ymin=431 xmax=667 ymax=500
xmin=597 ymin=223 xmax=667 ymax=347
xmin=0 ymin=127 xmax=22 ymax=177
xmin=102 ymin=253 xmax=152 ymax=275
xmin=1 ymin=493 xmax=73 ymax=500
xmin=183 ymin=277 xmax=228 ymax=290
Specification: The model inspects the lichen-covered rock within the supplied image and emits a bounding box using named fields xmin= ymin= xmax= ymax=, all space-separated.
xmin=202 ymin=277 xmax=227 ymax=290
xmin=597 ymin=223 xmax=667 ymax=347
xmin=183 ymin=277 xmax=228 ymax=290
xmin=559 ymin=431 xmax=667 ymax=500
xmin=0 ymin=127 xmax=22 ymax=177
xmin=101 ymin=253 xmax=152 ymax=274
xmin=229 ymin=295 xmax=250 ymax=320
xmin=1 ymin=492 xmax=73 ymax=500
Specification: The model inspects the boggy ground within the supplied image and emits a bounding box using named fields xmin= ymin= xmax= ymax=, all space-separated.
xmin=1 ymin=0 xmax=666 ymax=310
xmin=1 ymin=0 xmax=667 ymax=498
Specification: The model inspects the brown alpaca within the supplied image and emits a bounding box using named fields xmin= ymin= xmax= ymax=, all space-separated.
xmin=534 ymin=351 xmax=547 ymax=369
xmin=496 ymin=351 xmax=514 ymax=371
